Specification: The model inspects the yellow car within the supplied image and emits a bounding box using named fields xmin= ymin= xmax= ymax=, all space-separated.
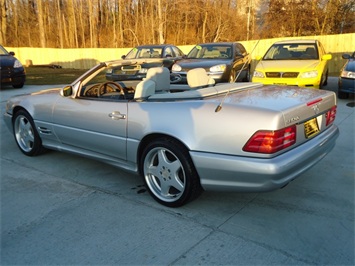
xmin=252 ymin=40 xmax=332 ymax=89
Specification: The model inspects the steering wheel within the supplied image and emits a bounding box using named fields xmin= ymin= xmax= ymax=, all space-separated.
xmin=97 ymin=81 xmax=126 ymax=98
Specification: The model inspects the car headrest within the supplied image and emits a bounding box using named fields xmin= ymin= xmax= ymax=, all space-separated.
xmin=187 ymin=68 xmax=215 ymax=89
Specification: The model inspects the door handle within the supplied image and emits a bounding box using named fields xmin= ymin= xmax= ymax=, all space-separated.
xmin=108 ymin=111 xmax=126 ymax=120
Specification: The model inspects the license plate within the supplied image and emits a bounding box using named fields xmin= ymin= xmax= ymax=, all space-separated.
xmin=122 ymin=65 xmax=141 ymax=71
xmin=1 ymin=78 xmax=11 ymax=82
xmin=304 ymin=118 xmax=319 ymax=138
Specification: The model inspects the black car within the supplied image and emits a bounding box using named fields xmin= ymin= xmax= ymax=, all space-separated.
xmin=0 ymin=45 xmax=26 ymax=88
xmin=338 ymin=52 xmax=355 ymax=99
xmin=106 ymin=44 xmax=185 ymax=81
xmin=171 ymin=42 xmax=251 ymax=84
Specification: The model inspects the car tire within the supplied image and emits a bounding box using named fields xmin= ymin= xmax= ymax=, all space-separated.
xmin=141 ymin=137 xmax=202 ymax=207
xmin=243 ymin=66 xmax=251 ymax=82
xmin=337 ymin=89 xmax=349 ymax=99
xmin=13 ymin=110 xmax=45 ymax=156
xmin=13 ymin=83 xmax=24 ymax=89
xmin=323 ymin=70 xmax=328 ymax=86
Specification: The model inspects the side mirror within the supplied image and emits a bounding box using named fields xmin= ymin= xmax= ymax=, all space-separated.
xmin=322 ymin=54 xmax=332 ymax=61
xmin=9 ymin=51 xmax=15 ymax=56
xmin=60 ymin=86 xmax=73 ymax=97
xmin=121 ymin=55 xmax=126 ymax=59
xmin=342 ymin=54 xmax=351 ymax=60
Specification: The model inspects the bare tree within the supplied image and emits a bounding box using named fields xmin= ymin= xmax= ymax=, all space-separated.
xmin=2 ymin=0 xmax=353 ymax=48
xmin=0 ymin=0 xmax=7 ymax=44
xmin=157 ymin=0 xmax=165 ymax=44
xmin=36 ymin=0 xmax=46 ymax=47
xmin=55 ymin=0 xmax=64 ymax=48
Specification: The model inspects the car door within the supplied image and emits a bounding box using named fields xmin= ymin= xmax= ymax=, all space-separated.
xmin=51 ymin=96 xmax=128 ymax=161
xmin=232 ymin=43 xmax=249 ymax=72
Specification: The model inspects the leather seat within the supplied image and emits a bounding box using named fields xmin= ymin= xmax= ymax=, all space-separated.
xmin=187 ymin=68 xmax=215 ymax=89
xmin=134 ymin=67 xmax=170 ymax=99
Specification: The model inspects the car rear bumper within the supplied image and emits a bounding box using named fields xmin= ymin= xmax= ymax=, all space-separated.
xmin=190 ymin=124 xmax=339 ymax=192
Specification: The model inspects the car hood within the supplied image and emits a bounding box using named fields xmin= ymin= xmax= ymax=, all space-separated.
xmin=0 ymin=55 xmax=16 ymax=67
xmin=175 ymin=59 xmax=232 ymax=69
xmin=120 ymin=59 xmax=173 ymax=69
xmin=255 ymin=60 xmax=321 ymax=72
xmin=6 ymin=88 xmax=61 ymax=112
xmin=30 ymin=88 xmax=62 ymax=95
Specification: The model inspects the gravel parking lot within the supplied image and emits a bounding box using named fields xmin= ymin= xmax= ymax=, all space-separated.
xmin=1 ymin=78 xmax=354 ymax=265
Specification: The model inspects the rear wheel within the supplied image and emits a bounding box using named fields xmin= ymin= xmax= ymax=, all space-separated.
xmin=141 ymin=138 xmax=202 ymax=207
xmin=13 ymin=110 xmax=45 ymax=156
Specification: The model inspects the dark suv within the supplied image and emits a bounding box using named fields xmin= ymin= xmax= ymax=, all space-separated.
xmin=0 ymin=45 xmax=26 ymax=88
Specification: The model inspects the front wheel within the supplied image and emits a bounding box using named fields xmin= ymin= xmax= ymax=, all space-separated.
xmin=229 ymin=70 xmax=236 ymax=83
xmin=323 ymin=70 xmax=328 ymax=86
xmin=13 ymin=82 xmax=24 ymax=88
xmin=243 ymin=66 xmax=251 ymax=82
xmin=141 ymin=138 xmax=202 ymax=207
xmin=13 ymin=110 xmax=45 ymax=156
xmin=320 ymin=71 xmax=328 ymax=89
xmin=337 ymin=89 xmax=349 ymax=99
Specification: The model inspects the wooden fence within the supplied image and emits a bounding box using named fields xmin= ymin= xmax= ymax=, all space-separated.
xmin=6 ymin=33 xmax=355 ymax=75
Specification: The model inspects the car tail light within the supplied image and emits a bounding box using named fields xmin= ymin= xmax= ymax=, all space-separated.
xmin=243 ymin=125 xmax=296 ymax=154
xmin=326 ymin=106 xmax=337 ymax=126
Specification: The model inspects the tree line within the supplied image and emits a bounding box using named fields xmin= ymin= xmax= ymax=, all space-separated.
xmin=1 ymin=0 xmax=354 ymax=48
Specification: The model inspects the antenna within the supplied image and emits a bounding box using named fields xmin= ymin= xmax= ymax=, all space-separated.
xmin=215 ymin=39 xmax=260 ymax=113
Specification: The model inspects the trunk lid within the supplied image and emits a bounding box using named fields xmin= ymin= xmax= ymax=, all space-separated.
xmin=224 ymin=85 xmax=337 ymax=149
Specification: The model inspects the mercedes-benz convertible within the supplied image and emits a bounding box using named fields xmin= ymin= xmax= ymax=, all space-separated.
xmin=4 ymin=59 xmax=339 ymax=207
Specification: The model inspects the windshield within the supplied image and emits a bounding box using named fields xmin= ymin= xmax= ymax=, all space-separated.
xmin=0 ymin=45 xmax=9 ymax=55
xmin=125 ymin=47 xmax=163 ymax=59
xmin=187 ymin=44 xmax=232 ymax=59
xmin=263 ymin=43 xmax=319 ymax=60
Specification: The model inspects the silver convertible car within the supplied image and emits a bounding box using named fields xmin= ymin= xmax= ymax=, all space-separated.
xmin=4 ymin=59 xmax=339 ymax=207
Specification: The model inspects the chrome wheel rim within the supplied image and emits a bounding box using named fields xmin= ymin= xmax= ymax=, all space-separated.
xmin=144 ymin=147 xmax=186 ymax=202
xmin=14 ymin=115 xmax=35 ymax=152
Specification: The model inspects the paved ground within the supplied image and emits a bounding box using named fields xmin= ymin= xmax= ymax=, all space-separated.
xmin=1 ymin=78 xmax=354 ymax=265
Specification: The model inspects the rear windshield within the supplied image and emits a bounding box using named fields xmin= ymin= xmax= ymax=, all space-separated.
xmin=0 ymin=46 xmax=9 ymax=55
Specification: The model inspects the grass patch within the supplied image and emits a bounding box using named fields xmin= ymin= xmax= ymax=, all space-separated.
xmin=25 ymin=67 xmax=87 ymax=85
